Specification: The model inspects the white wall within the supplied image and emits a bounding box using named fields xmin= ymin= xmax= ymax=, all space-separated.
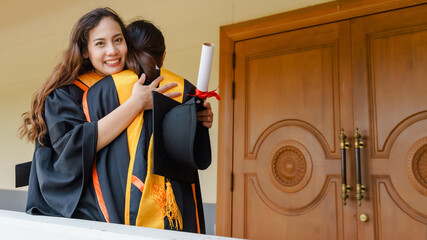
xmin=0 ymin=0 xmax=332 ymax=204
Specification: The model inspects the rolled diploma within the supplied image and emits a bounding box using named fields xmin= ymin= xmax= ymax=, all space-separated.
xmin=196 ymin=43 xmax=215 ymax=92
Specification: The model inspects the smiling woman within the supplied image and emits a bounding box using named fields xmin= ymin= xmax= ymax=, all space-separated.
xmin=18 ymin=7 xmax=177 ymax=224
xmin=84 ymin=17 xmax=128 ymax=77
xmin=17 ymin=6 xmax=214 ymax=235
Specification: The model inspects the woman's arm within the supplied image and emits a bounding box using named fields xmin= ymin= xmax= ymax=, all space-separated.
xmin=96 ymin=74 xmax=181 ymax=151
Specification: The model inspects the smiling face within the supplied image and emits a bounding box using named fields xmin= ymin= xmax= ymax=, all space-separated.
xmin=85 ymin=17 xmax=128 ymax=77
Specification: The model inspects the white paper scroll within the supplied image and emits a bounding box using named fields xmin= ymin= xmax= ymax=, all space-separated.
xmin=196 ymin=43 xmax=215 ymax=92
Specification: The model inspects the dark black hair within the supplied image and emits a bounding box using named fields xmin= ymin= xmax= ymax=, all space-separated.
xmin=126 ymin=20 xmax=165 ymax=81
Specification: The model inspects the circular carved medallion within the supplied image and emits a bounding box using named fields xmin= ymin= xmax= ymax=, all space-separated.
xmin=271 ymin=143 xmax=312 ymax=193
xmin=406 ymin=138 xmax=427 ymax=196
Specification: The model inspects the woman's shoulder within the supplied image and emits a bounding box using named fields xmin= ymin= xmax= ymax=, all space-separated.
xmin=88 ymin=70 xmax=138 ymax=95
xmin=160 ymin=68 xmax=195 ymax=88
xmin=160 ymin=68 xmax=183 ymax=82
xmin=46 ymin=84 xmax=85 ymax=105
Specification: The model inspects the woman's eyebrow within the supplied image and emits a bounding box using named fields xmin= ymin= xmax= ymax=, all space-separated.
xmin=92 ymin=33 xmax=123 ymax=42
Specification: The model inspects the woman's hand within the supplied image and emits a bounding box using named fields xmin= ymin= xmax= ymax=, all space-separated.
xmin=96 ymin=74 xmax=180 ymax=151
xmin=197 ymin=101 xmax=214 ymax=128
xmin=132 ymin=73 xmax=181 ymax=111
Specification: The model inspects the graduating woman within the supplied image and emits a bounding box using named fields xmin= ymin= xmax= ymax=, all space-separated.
xmin=82 ymin=19 xmax=210 ymax=233
xmin=19 ymin=8 xmax=212 ymax=234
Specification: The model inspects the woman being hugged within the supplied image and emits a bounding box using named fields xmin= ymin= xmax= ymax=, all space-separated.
xmin=79 ymin=19 xmax=212 ymax=233
xmin=126 ymin=20 xmax=210 ymax=233
xmin=19 ymin=8 xmax=178 ymax=222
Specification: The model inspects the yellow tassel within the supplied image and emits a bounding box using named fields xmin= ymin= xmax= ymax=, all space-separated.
xmin=165 ymin=181 xmax=183 ymax=230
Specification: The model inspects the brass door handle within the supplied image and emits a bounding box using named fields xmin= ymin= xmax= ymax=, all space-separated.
xmin=360 ymin=213 xmax=369 ymax=222
xmin=339 ymin=129 xmax=351 ymax=205
xmin=354 ymin=128 xmax=366 ymax=206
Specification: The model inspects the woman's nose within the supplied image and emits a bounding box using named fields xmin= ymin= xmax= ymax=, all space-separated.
xmin=106 ymin=44 xmax=118 ymax=55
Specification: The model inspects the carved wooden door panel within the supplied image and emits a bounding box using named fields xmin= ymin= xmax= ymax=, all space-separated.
xmin=232 ymin=21 xmax=356 ymax=240
xmin=231 ymin=4 xmax=427 ymax=240
xmin=351 ymin=4 xmax=427 ymax=239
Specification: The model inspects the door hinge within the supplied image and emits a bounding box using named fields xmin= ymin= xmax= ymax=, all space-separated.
xmin=232 ymin=51 xmax=236 ymax=69
xmin=230 ymin=172 xmax=234 ymax=192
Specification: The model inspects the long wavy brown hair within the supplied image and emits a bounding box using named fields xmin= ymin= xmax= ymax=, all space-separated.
xmin=19 ymin=8 xmax=132 ymax=145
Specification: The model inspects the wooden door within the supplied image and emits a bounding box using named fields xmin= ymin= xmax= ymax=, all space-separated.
xmin=351 ymin=5 xmax=427 ymax=239
xmin=232 ymin=21 xmax=355 ymax=240
xmin=230 ymin=4 xmax=427 ymax=240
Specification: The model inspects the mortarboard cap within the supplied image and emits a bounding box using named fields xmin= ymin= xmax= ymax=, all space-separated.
xmin=152 ymin=91 xmax=211 ymax=183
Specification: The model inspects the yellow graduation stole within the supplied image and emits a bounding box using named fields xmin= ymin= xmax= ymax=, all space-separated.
xmin=117 ymin=69 xmax=184 ymax=229
xmin=77 ymin=69 xmax=185 ymax=229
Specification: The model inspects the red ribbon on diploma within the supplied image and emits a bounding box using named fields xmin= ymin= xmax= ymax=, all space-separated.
xmin=192 ymin=82 xmax=221 ymax=101
xmin=195 ymin=88 xmax=221 ymax=101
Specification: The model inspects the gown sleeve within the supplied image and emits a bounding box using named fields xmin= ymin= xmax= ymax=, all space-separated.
xmin=26 ymin=85 xmax=98 ymax=218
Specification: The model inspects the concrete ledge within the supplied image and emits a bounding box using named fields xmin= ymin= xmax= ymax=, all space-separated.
xmin=0 ymin=210 xmax=240 ymax=240
xmin=0 ymin=189 xmax=217 ymax=235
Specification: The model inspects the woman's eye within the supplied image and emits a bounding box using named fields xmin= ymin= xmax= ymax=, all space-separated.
xmin=95 ymin=42 xmax=104 ymax=46
xmin=115 ymin=38 xmax=123 ymax=43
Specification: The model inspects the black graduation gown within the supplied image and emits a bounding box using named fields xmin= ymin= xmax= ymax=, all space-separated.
xmin=26 ymin=69 xmax=206 ymax=233
xmin=26 ymin=83 xmax=102 ymax=221
xmin=84 ymin=69 xmax=205 ymax=233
